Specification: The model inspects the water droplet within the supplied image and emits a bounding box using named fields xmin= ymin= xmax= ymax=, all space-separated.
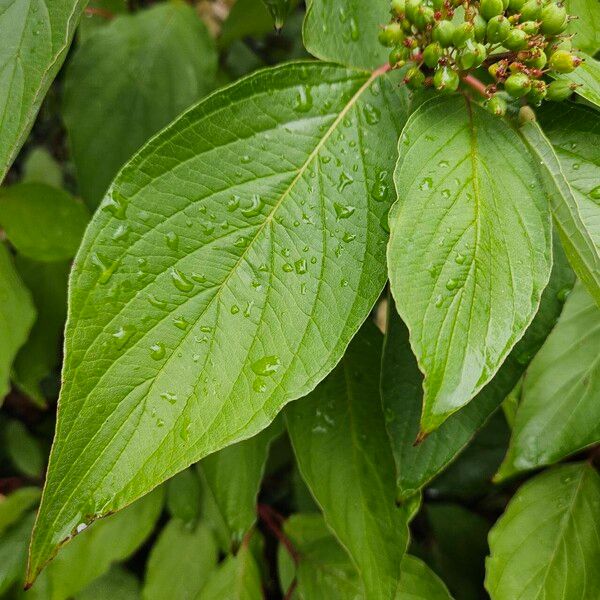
xmin=203 ymin=223 xmax=215 ymax=235
xmin=419 ymin=178 xmax=433 ymax=191
xmin=342 ymin=232 xmax=356 ymax=243
xmin=191 ymin=273 xmax=207 ymax=284
xmin=340 ymin=278 xmax=349 ymax=287
xmin=101 ymin=191 xmax=128 ymax=219
xmin=455 ymin=253 xmax=466 ymax=265
xmin=556 ymin=284 xmax=573 ymax=302
xmin=370 ymin=171 xmax=389 ymax=202
xmin=337 ymin=172 xmax=354 ymax=192
xmin=253 ymin=378 xmax=267 ymax=393
xmin=165 ymin=231 xmax=179 ymax=251
xmin=572 ymin=163 xmax=580 ymax=170
xmin=173 ymin=316 xmax=189 ymax=330
xmin=148 ymin=294 xmax=167 ymax=309
xmin=150 ymin=343 xmax=166 ymax=360
xmin=334 ymin=203 xmax=355 ymax=220
xmin=234 ymin=236 xmax=249 ymax=248
xmin=242 ymin=194 xmax=263 ymax=217
xmin=244 ymin=301 xmax=254 ymax=317
xmin=294 ymin=86 xmax=313 ymax=113
xmin=363 ymin=103 xmax=380 ymax=125
xmin=112 ymin=224 xmax=130 ymax=241
xmin=438 ymin=160 xmax=449 ymax=168
xmin=161 ymin=391 xmax=177 ymax=404
xmin=590 ymin=185 xmax=600 ymax=201
xmin=228 ymin=195 xmax=240 ymax=212
xmin=349 ymin=17 xmax=360 ymax=40
xmin=294 ymin=259 xmax=307 ymax=274
xmin=156 ymin=419 xmax=165 ymax=428
xmin=445 ymin=278 xmax=460 ymax=291
xmin=240 ymin=155 xmax=251 ymax=164
xmin=231 ymin=304 xmax=240 ymax=314
xmin=441 ymin=189 xmax=451 ymax=199
xmin=435 ymin=294 xmax=443 ymax=307
xmin=112 ymin=325 xmax=135 ymax=349
xmin=91 ymin=253 xmax=118 ymax=284
xmin=170 ymin=268 xmax=194 ymax=292
xmin=199 ymin=325 xmax=212 ymax=333
xmin=283 ymin=263 xmax=293 ymax=273
xmin=251 ymin=355 xmax=281 ymax=377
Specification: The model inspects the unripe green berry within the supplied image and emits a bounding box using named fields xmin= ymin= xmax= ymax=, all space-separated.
xmin=504 ymin=28 xmax=529 ymax=50
xmin=525 ymin=48 xmax=547 ymax=68
xmin=546 ymin=79 xmax=575 ymax=101
xmin=405 ymin=0 xmax=421 ymax=23
xmin=480 ymin=0 xmax=505 ymax=19
xmin=453 ymin=22 xmax=475 ymax=48
xmin=519 ymin=20 xmax=539 ymax=34
xmin=434 ymin=66 xmax=460 ymax=92
xmin=433 ymin=20 xmax=456 ymax=47
xmin=486 ymin=94 xmax=508 ymax=116
xmin=520 ymin=0 xmax=542 ymax=21
xmin=540 ymin=3 xmax=568 ymax=34
xmin=546 ymin=38 xmax=572 ymax=56
xmin=505 ymin=72 xmax=532 ymax=97
xmin=405 ymin=66 xmax=426 ymax=89
xmin=459 ymin=40 xmax=487 ymax=69
xmin=549 ymin=49 xmax=581 ymax=73
xmin=527 ymin=79 xmax=547 ymax=105
xmin=474 ymin=14 xmax=488 ymax=41
xmin=414 ymin=5 xmax=435 ymax=29
xmin=391 ymin=0 xmax=406 ymax=17
xmin=389 ymin=45 xmax=409 ymax=66
xmin=379 ymin=22 xmax=405 ymax=47
xmin=423 ymin=42 xmax=443 ymax=67
xmin=508 ymin=0 xmax=527 ymax=11
xmin=401 ymin=17 xmax=413 ymax=32
xmin=487 ymin=16 xmax=511 ymax=43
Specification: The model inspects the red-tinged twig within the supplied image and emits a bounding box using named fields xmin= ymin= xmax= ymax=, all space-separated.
xmin=462 ymin=74 xmax=491 ymax=97
xmin=284 ymin=578 xmax=298 ymax=600
xmin=84 ymin=6 xmax=114 ymax=19
xmin=258 ymin=504 xmax=300 ymax=565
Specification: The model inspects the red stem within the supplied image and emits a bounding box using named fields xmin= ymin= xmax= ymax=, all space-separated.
xmin=461 ymin=74 xmax=490 ymax=97
xmin=84 ymin=6 xmax=114 ymax=19
xmin=284 ymin=578 xmax=298 ymax=600
xmin=258 ymin=504 xmax=300 ymax=565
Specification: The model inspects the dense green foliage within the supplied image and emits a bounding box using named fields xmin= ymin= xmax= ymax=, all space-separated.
xmin=0 ymin=0 xmax=598 ymax=598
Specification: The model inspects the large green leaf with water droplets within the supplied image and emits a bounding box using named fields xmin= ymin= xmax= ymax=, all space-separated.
xmin=303 ymin=0 xmax=390 ymax=70
xmin=497 ymin=283 xmax=600 ymax=479
xmin=486 ymin=463 xmax=600 ymax=600
xmin=287 ymin=323 xmax=409 ymax=599
xmin=388 ymin=96 xmax=552 ymax=434
xmin=382 ymin=240 xmax=574 ymax=499
xmin=28 ymin=61 xmax=408 ymax=582
xmin=63 ymin=2 xmax=218 ymax=208
xmin=0 ymin=243 xmax=35 ymax=403
xmin=0 ymin=0 xmax=86 ymax=181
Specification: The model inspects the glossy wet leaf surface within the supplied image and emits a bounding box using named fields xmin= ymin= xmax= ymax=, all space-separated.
xmin=287 ymin=323 xmax=409 ymax=599
xmin=28 ymin=61 xmax=408 ymax=581
xmin=486 ymin=463 xmax=600 ymax=600
xmin=497 ymin=284 xmax=600 ymax=478
xmin=388 ymin=95 xmax=552 ymax=433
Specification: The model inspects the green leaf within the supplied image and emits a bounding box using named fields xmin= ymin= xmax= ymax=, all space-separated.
xmin=486 ymin=463 xmax=600 ymax=600
xmin=520 ymin=115 xmax=600 ymax=305
xmin=29 ymin=61 xmax=408 ymax=581
xmin=26 ymin=489 xmax=163 ymax=600
xmin=303 ymin=0 xmax=391 ymax=70
xmin=427 ymin=504 xmax=490 ymax=600
xmin=0 ymin=487 xmax=41 ymax=536
xmin=277 ymin=513 xmax=363 ymax=599
xmin=4 ymin=419 xmax=44 ymax=478
xmin=199 ymin=543 xmax=263 ymax=600
xmin=287 ymin=323 xmax=409 ymax=599
xmin=0 ymin=183 xmax=89 ymax=262
xmin=497 ymin=283 xmax=600 ymax=479
xmin=261 ymin=0 xmax=291 ymax=29
xmin=219 ymin=0 xmax=275 ymax=48
xmin=198 ymin=418 xmax=282 ymax=549
xmin=12 ymin=258 xmax=70 ymax=407
xmin=558 ymin=53 xmax=600 ymax=109
xmin=0 ymin=511 xmax=36 ymax=595
xmin=397 ymin=555 xmax=454 ymax=600
xmin=382 ymin=236 xmax=574 ymax=499
xmin=21 ymin=147 xmax=63 ymax=188
xmin=142 ymin=519 xmax=218 ymax=600
xmin=75 ymin=566 xmax=140 ymax=600
xmin=166 ymin=468 xmax=202 ymax=525
xmin=63 ymin=2 xmax=218 ymax=208
xmin=564 ymin=0 xmax=600 ymax=55
xmin=0 ymin=0 xmax=85 ymax=181
xmin=388 ymin=95 xmax=552 ymax=433
xmin=0 ymin=243 xmax=35 ymax=402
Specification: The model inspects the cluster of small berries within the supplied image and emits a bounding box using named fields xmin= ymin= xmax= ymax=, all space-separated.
xmin=378 ymin=0 xmax=583 ymax=114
